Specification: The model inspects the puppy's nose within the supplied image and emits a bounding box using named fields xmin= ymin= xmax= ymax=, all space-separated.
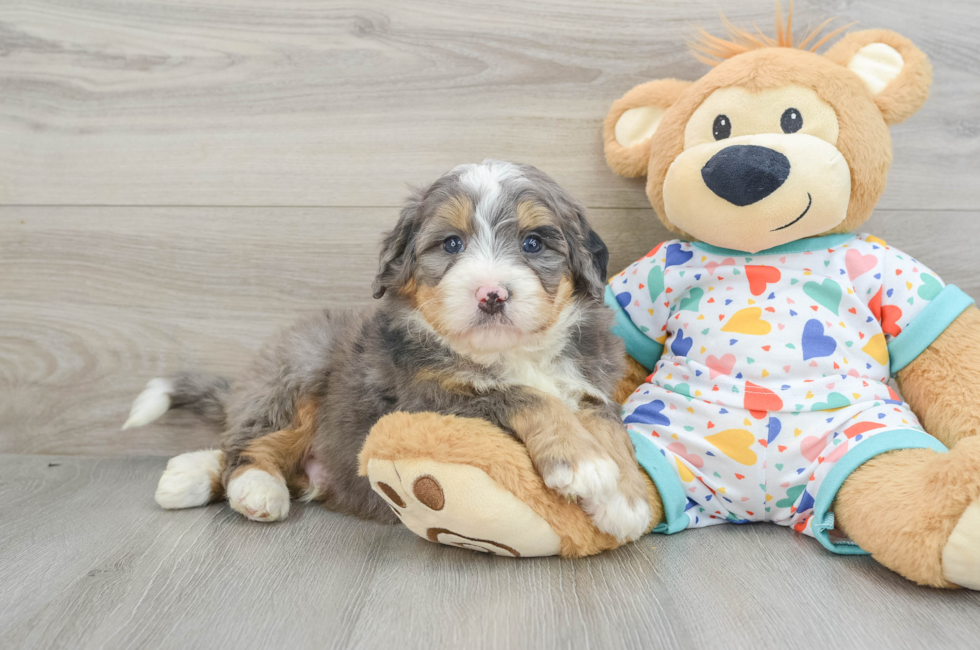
xmin=476 ymin=285 xmax=508 ymax=315
xmin=701 ymin=145 xmax=790 ymax=206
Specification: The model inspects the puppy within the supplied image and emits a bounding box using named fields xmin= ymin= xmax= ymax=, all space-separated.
xmin=124 ymin=160 xmax=652 ymax=541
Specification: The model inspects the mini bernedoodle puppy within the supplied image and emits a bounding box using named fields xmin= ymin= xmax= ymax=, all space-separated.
xmin=124 ymin=160 xmax=652 ymax=541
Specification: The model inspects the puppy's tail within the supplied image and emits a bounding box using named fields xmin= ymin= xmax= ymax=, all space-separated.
xmin=122 ymin=371 xmax=230 ymax=430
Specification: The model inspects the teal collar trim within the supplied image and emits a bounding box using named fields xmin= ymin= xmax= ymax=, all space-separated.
xmin=628 ymin=431 xmax=689 ymax=535
xmin=690 ymin=233 xmax=855 ymax=257
xmin=810 ymin=429 xmax=947 ymax=555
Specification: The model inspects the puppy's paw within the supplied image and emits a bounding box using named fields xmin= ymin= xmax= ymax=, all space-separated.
xmin=540 ymin=456 xmax=651 ymax=542
xmin=155 ymin=449 xmax=224 ymax=509
xmin=227 ymin=468 xmax=290 ymax=522
xmin=582 ymin=490 xmax=652 ymax=542
xmin=540 ymin=456 xmax=619 ymax=503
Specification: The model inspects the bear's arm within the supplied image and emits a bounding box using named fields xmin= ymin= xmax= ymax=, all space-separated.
xmin=897 ymin=306 xmax=980 ymax=448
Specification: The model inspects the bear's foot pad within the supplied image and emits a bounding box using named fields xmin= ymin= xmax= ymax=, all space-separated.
xmin=943 ymin=498 xmax=980 ymax=589
xmin=367 ymin=458 xmax=561 ymax=557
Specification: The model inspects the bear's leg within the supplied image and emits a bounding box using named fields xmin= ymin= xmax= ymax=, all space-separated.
xmin=833 ymin=436 xmax=980 ymax=588
xmin=359 ymin=412 xmax=663 ymax=557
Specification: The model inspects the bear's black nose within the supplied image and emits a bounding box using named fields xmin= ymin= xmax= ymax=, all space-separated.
xmin=701 ymin=145 xmax=791 ymax=206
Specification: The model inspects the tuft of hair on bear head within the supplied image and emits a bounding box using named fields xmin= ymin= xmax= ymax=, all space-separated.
xmin=688 ymin=2 xmax=854 ymax=67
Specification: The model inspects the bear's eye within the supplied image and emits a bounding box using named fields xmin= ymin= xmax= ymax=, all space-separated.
xmin=713 ymin=114 xmax=731 ymax=140
xmin=780 ymin=108 xmax=803 ymax=134
xmin=443 ymin=235 xmax=464 ymax=254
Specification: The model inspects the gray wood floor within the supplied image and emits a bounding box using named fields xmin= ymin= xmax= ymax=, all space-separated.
xmin=3 ymin=0 xmax=980 ymax=648
xmin=2 ymin=455 xmax=980 ymax=650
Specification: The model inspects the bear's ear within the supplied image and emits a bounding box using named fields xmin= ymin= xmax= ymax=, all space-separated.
xmin=604 ymin=79 xmax=692 ymax=178
xmin=824 ymin=29 xmax=932 ymax=126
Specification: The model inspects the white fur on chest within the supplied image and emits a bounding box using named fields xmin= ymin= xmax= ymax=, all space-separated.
xmin=469 ymin=350 xmax=606 ymax=410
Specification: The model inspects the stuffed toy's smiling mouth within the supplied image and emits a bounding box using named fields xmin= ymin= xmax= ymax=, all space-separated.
xmin=772 ymin=192 xmax=812 ymax=231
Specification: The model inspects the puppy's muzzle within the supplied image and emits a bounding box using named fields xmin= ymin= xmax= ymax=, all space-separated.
xmin=476 ymin=285 xmax=508 ymax=315
xmin=701 ymin=144 xmax=791 ymax=206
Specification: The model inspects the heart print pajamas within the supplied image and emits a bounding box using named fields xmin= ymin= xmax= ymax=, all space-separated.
xmin=605 ymin=233 xmax=974 ymax=553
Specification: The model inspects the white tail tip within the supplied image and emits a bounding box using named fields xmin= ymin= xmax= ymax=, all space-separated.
xmin=122 ymin=378 xmax=174 ymax=430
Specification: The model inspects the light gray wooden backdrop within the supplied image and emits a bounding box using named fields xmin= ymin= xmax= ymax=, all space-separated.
xmin=3 ymin=0 xmax=978 ymax=456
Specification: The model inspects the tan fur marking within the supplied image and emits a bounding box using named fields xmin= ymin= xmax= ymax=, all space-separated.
xmin=434 ymin=193 xmax=473 ymax=235
xmin=508 ymin=390 xmax=607 ymax=469
xmin=414 ymin=368 xmax=477 ymax=395
xmin=397 ymin=276 xmax=418 ymax=299
xmin=530 ymin=274 xmax=575 ymax=335
xmin=210 ymin=466 xmax=226 ymax=501
xmin=411 ymin=284 xmax=452 ymax=338
xmin=231 ymin=398 xmax=319 ymax=496
xmin=835 ymin=437 xmax=980 ymax=588
xmin=516 ymin=200 xmax=557 ymax=231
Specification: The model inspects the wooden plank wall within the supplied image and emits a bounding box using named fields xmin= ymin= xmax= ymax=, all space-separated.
xmin=2 ymin=0 xmax=978 ymax=455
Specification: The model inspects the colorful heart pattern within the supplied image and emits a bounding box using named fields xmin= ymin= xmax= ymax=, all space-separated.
xmin=613 ymin=233 xmax=945 ymax=540
xmin=705 ymin=353 xmax=735 ymax=379
xmin=721 ymin=307 xmax=771 ymax=335
xmin=745 ymin=265 xmax=781 ymax=296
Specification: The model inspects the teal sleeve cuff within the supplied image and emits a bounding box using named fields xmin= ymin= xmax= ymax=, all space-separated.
xmin=888 ymin=285 xmax=975 ymax=376
xmin=604 ymin=284 xmax=663 ymax=370
xmin=810 ymin=429 xmax=948 ymax=555
xmin=629 ymin=431 xmax=689 ymax=535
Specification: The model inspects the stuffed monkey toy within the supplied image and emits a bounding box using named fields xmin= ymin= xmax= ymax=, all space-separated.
xmin=359 ymin=14 xmax=980 ymax=589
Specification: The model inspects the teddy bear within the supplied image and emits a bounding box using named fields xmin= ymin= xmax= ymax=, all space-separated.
xmin=358 ymin=13 xmax=980 ymax=590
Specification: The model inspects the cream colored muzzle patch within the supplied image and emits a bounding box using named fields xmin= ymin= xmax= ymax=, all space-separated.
xmin=663 ymin=133 xmax=851 ymax=253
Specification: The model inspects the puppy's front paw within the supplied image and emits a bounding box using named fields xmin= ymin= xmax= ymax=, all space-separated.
xmin=584 ymin=489 xmax=652 ymax=543
xmin=227 ymin=468 xmax=290 ymax=522
xmin=540 ymin=456 xmax=650 ymax=542
xmin=541 ymin=457 xmax=618 ymax=501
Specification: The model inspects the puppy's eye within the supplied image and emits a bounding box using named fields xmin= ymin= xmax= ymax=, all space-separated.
xmin=781 ymin=108 xmax=802 ymax=134
xmin=443 ymin=235 xmax=464 ymax=254
xmin=713 ymin=114 xmax=731 ymax=140
xmin=522 ymin=235 xmax=543 ymax=254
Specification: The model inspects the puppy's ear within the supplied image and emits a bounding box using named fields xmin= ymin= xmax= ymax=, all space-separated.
xmin=568 ymin=208 xmax=609 ymax=301
xmin=373 ymin=193 xmax=422 ymax=299
xmin=604 ymin=79 xmax=692 ymax=178
xmin=824 ymin=29 xmax=932 ymax=126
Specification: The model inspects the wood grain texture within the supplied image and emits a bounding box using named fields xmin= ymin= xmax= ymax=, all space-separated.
xmin=3 ymin=207 xmax=978 ymax=455
xmin=1 ymin=0 xmax=979 ymax=209
xmin=0 ymin=454 xmax=978 ymax=650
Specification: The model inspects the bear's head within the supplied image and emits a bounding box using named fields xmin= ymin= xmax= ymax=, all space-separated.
xmin=604 ymin=13 xmax=932 ymax=253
